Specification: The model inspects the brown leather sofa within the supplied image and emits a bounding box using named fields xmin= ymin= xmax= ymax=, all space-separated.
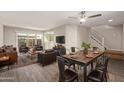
xmin=38 ymin=49 xmax=57 ymax=66
xmin=53 ymin=44 xmax=66 ymax=56
xmin=0 ymin=46 xmax=17 ymax=64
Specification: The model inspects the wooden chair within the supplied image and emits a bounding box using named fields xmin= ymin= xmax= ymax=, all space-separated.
xmin=57 ymin=56 xmax=78 ymax=82
xmin=70 ymin=47 xmax=82 ymax=70
xmin=87 ymin=56 xmax=109 ymax=82
xmin=95 ymin=55 xmax=109 ymax=81
xmin=71 ymin=47 xmax=80 ymax=52
xmin=58 ymin=49 xmax=76 ymax=71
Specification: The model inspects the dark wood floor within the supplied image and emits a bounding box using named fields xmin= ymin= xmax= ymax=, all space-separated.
xmin=0 ymin=59 xmax=124 ymax=82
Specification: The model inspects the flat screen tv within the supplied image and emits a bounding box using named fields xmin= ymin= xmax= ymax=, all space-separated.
xmin=56 ymin=36 xmax=65 ymax=44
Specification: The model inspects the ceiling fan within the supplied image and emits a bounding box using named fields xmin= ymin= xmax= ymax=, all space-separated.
xmin=68 ymin=11 xmax=102 ymax=24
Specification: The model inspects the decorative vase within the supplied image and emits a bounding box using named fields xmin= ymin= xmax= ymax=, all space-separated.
xmin=93 ymin=47 xmax=98 ymax=52
xmin=83 ymin=49 xmax=88 ymax=55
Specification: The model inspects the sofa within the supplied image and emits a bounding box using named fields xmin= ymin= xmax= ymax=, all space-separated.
xmin=53 ymin=44 xmax=66 ymax=56
xmin=38 ymin=49 xmax=57 ymax=66
xmin=19 ymin=45 xmax=29 ymax=53
xmin=34 ymin=45 xmax=43 ymax=51
xmin=0 ymin=45 xmax=17 ymax=64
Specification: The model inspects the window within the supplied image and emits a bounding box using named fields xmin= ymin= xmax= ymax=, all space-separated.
xmin=44 ymin=32 xmax=55 ymax=49
xmin=18 ymin=33 xmax=43 ymax=48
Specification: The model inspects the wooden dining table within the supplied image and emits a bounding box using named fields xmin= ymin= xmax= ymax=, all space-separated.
xmin=62 ymin=51 xmax=104 ymax=82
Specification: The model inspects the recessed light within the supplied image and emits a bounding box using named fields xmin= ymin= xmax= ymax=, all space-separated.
xmin=108 ymin=19 xmax=113 ymax=22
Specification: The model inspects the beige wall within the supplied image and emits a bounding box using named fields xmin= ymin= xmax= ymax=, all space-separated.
xmin=123 ymin=24 xmax=124 ymax=52
xmin=4 ymin=26 xmax=16 ymax=46
xmin=65 ymin=24 xmax=89 ymax=50
xmin=4 ymin=26 xmax=43 ymax=47
xmin=0 ymin=24 xmax=3 ymax=46
xmin=65 ymin=24 xmax=78 ymax=50
xmin=50 ymin=24 xmax=89 ymax=50
xmin=52 ymin=25 xmax=66 ymax=36
xmin=92 ymin=25 xmax=123 ymax=51
xmin=77 ymin=26 xmax=89 ymax=49
xmin=4 ymin=24 xmax=123 ymax=51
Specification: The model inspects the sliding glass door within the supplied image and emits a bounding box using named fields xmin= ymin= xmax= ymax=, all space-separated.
xmin=17 ymin=31 xmax=55 ymax=50
xmin=18 ymin=33 xmax=43 ymax=48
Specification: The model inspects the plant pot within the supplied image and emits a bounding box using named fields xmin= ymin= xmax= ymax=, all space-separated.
xmin=93 ymin=47 xmax=98 ymax=52
xmin=83 ymin=49 xmax=88 ymax=55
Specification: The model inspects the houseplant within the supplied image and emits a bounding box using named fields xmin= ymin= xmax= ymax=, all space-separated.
xmin=81 ymin=42 xmax=91 ymax=54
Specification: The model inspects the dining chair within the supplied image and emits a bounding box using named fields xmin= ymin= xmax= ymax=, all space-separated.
xmin=57 ymin=56 xmax=78 ymax=82
xmin=70 ymin=47 xmax=82 ymax=70
xmin=87 ymin=55 xmax=109 ymax=82
xmin=95 ymin=55 xmax=109 ymax=81
xmin=58 ymin=48 xmax=76 ymax=71
xmin=71 ymin=47 xmax=80 ymax=52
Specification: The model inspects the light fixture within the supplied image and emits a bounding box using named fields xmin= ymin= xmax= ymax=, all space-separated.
xmin=80 ymin=18 xmax=86 ymax=22
xmin=80 ymin=14 xmax=87 ymax=22
xmin=108 ymin=19 xmax=113 ymax=22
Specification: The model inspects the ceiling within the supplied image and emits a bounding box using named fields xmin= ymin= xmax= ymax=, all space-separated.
xmin=0 ymin=11 xmax=124 ymax=30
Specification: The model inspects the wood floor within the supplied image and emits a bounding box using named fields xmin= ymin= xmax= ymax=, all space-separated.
xmin=0 ymin=59 xmax=124 ymax=82
xmin=0 ymin=63 xmax=59 ymax=82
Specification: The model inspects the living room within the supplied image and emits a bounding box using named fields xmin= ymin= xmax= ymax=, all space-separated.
xmin=1 ymin=0 xmax=124 ymax=93
xmin=0 ymin=11 xmax=124 ymax=82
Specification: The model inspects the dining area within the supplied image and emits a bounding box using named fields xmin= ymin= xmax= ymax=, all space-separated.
xmin=57 ymin=46 xmax=109 ymax=82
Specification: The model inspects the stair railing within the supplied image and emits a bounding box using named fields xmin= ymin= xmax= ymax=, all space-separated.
xmin=89 ymin=30 xmax=105 ymax=51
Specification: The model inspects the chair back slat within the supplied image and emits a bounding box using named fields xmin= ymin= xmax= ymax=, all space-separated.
xmin=96 ymin=55 xmax=109 ymax=72
xmin=71 ymin=47 xmax=75 ymax=52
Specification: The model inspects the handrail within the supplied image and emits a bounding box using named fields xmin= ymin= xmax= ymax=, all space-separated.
xmin=89 ymin=30 xmax=105 ymax=51
xmin=90 ymin=35 xmax=103 ymax=46
xmin=89 ymin=30 xmax=111 ymax=51
xmin=92 ymin=30 xmax=110 ymax=49
xmin=91 ymin=31 xmax=104 ymax=42
xmin=91 ymin=30 xmax=104 ymax=39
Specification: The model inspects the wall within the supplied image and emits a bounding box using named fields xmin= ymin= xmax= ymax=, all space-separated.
xmin=0 ymin=23 xmax=3 ymax=46
xmin=52 ymin=25 xmax=66 ymax=46
xmin=91 ymin=25 xmax=123 ymax=51
xmin=43 ymin=25 xmax=66 ymax=49
xmin=50 ymin=24 xmax=89 ymax=51
xmin=4 ymin=26 xmax=16 ymax=46
xmin=123 ymin=24 xmax=124 ymax=52
xmin=52 ymin=25 xmax=66 ymax=36
xmin=65 ymin=24 xmax=78 ymax=50
xmin=4 ymin=24 xmax=89 ymax=50
xmin=4 ymin=26 xmax=43 ymax=47
xmin=77 ymin=26 xmax=89 ymax=49
xmin=65 ymin=24 xmax=89 ymax=51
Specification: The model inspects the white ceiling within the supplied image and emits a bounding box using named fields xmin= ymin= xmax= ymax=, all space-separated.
xmin=0 ymin=11 xmax=124 ymax=30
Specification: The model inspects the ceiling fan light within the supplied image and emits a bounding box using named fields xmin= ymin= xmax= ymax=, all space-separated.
xmin=80 ymin=18 xmax=86 ymax=22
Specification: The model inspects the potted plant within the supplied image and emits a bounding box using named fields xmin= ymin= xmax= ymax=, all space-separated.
xmin=81 ymin=42 xmax=91 ymax=54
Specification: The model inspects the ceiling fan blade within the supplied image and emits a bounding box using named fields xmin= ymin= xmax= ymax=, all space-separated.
xmin=88 ymin=14 xmax=102 ymax=18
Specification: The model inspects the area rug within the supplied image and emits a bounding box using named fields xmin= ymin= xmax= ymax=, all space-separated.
xmin=12 ymin=53 xmax=37 ymax=68
xmin=0 ymin=53 xmax=38 ymax=72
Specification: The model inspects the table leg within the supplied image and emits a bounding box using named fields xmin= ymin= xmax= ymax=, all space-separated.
xmin=84 ymin=66 xmax=87 ymax=82
xmin=91 ymin=62 xmax=93 ymax=71
xmin=8 ymin=65 xmax=10 ymax=70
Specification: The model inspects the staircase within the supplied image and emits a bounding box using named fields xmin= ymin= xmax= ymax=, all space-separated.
xmin=89 ymin=30 xmax=106 ymax=51
xmin=89 ymin=30 xmax=124 ymax=60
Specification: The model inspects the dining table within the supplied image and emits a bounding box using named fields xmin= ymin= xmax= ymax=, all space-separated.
xmin=62 ymin=50 xmax=105 ymax=82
